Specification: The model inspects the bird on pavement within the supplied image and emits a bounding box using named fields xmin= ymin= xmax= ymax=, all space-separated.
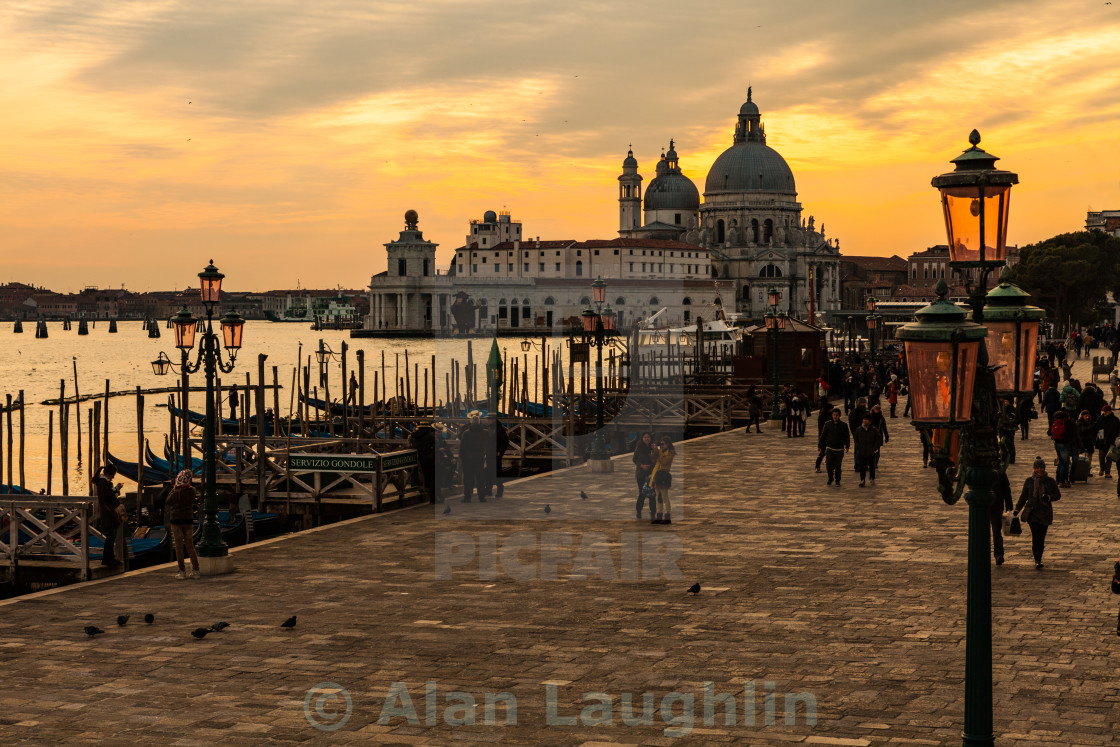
xmin=144 ymin=613 xmax=154 ymax=624
xmin=580 ymin=490 xmax=589 ymax=500
xmin=544 ymin=504 xmax=551 ymax=514
xmin=687 ymin=583 xmax=701 ymax=595
xmin=191 ymin=627 xmax=212 ymax=639
xmin=281 ymin=615 xmax=297 ymax=629
xmin=84 ymin=625 xmax=105 ymax=637
xmin=210 ymin=621 xmax=230 ymax=632
xmin=117 ymin=614 xmax=130 ymax=626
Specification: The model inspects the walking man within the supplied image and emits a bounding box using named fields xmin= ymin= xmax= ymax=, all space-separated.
xmin=853 ymin=414 xmax=883 ymax=487
xmin=818 ymin=408 xmax=850 ymax=486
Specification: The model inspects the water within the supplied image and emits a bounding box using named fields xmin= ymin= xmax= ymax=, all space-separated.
xmin=0 ymin=320 xmax=576 ymax=495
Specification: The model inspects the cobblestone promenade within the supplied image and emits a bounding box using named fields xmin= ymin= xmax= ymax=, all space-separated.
xmin=2 ymin=361 xmax=1119 ymax=745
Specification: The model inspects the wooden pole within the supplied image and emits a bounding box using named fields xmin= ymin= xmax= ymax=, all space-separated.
xmin=404 ymin=349 xmax=411 ymax=414
xmin=5 ymin=394 xmax=12 ymax=493
xmin=136 ymin=387 xmax=144 ymax=524
xmin=104 ymin=378 xmax=111 ymax=459
xmin=357 ymin=350 xmax=366 ymax=442
xmin=381 ymin=350 xmax=386 ymax=404
xmin=72 ymin=357 xmax=82 ymax=464
xmin=93 ymin=401 xmax=101 ymax=479
xmin=257 ymin=354 xmax=268 ymax=509
xmin=341 ymin=342 xmax=349 ymax=438
xmin=272 ymin=365 xmax=281 ymax=439
xmin=303 ymin=360 xmax=311 ymax=437
xmin=18 ymin=389 xmax=26 ymax=492
xmin=47 ymin=410 xmax=54 ymax=495
xmin=59 ymin=380 xmax=68 ymax=496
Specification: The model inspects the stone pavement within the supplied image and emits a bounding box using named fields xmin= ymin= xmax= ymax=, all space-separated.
xmin=2 ymin=359 xmax=1119 ymax=745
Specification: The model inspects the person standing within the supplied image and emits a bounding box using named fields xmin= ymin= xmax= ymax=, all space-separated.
xmin=745 ymin=386 xmax=763 ymax=434
xmin=484 ymin=413 xmax=509 ymax=498
xmin=632 ymin=432 xmax=656 ymax=519
xmin=649 ymin=436 xmax=676 ymax=525
xmin=95 ymin=464 xmax=124 ymax=568
xmin=887 ymin=377 xmax=900 ymax=418
xmin=409 ymin=423 xmax=438 ymax=504
xmin=227 ymin=385 xmax=238 ymax=423
xmin=348 ymin=372 xmax=358 ymax=406
xmin=1018 ymin=396 xmax=1034 ymax=441
xmin=868 ymin=403 xmax=890 ymax=473
xmin=166 ymin=469 xmax=201 ymax=579
xmin=1013 ymin=457 xmax=1061 ymax=569
xmin=991 ymin=471 xmax=1013 ymax=566
xmin=1095 ymin=405 xmax=1120 ymax=477
xmin=458 ymin=411 xmax=488 ymax=502
xmin=1049 ymin=410 xmax=1078 ymax=488
xmin=853 ymin=414 xmax=883 ymax=487
xmin=815 ymin=399 xmax=834 ymax=472
xmin=818 ymin=408 xmax=850 ymax=486
xmin=787 ymin=391 xmax=803 ymax=439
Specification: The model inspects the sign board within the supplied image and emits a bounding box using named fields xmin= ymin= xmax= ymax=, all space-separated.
xmin=289 ymin=454 xmax=381 ymax=473
xmin=570 ymin=342 xmax=590 ymax=364
xmin=381 ymin=451 xmax=419 ymax=471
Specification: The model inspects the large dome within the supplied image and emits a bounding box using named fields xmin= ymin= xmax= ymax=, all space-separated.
xmin=645 ymin=171 xmax=700 ymax=211
xmin=704 ymin=141 xmax=796 ymax=195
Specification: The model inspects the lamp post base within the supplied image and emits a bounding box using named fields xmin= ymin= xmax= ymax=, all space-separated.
xmin=196 ymin=554 xmax=234 ymax=577
xmin=588 ymin=458 xmax=614 ymax=474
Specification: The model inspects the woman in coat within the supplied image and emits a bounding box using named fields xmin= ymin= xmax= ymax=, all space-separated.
xmin=1013 ymin=457 xmax=1061 ymax=569
xmin=632 ymin=432 xmax=656 ymax=520
xmin=648 ymin=437 xmax=676 ymax=525
xmin=166 ymin=469 xmax=201 ymax=579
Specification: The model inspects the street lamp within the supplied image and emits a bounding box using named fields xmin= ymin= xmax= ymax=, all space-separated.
xmin=152 ymin=261 xmax=244 ymax=575
xmin=580 ymin=278 xmax=620 ymax=472
xmin=899 ymin=131 xmax=1038 ymax=747
xmin=765 ymin=287 xmax=784 ymax=421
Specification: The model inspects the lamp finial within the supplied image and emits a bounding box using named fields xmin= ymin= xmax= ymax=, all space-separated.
xmin=968 ymin=129 xmax=981 ymax=147
xmin=935 ymin=278 xmax=949 ymax=298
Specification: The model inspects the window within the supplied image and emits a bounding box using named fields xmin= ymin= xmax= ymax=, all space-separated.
xmin=576 ymin=250 xmax=582 ymax=256
xmin=482 ymin=257 xmax=487 ymax=263
xmin=579 ymin=296 xmax=591 ymax=305
xmin=539 ymin=263 xmax=544 ymax=271
xmin=764 ymin=219 xmax=773 ymax=243
xmin=615 ymin=297 xmax=625 ymax=305
xmin=482 ymin=238 xmax=487 ymax=245
xmin=423 ymin=258 xmax=430 ymax=276
xmin=544 ymin=297 xmax=555 ymax=305
xmin=682 ymin=297 xmax=691 ymax=305
xmin=670 ymin=264 xmax=674 ymax=272
xmin=495 ymin=264 xmax=501 ymax=272
xmin=555 ymin=263 xmax=560 ymax=271
xmin=576 ymin=260 xmax=583 ymax=276
xmin=397 ymin=258 xmax=407 ymax=276
xmin=507 ymin=264 xmax=513 ymax=271
xmin=760 ymin=264 xmax=782 ymax=278
xmin=675 ymin=213 xmax=681 ymax=225
xmin=613 ymin=249 xmax=619 ymax=255
xmin=458 ymin=265 xmax=463 ymax=273
xmin=642 ymin=263 xmax=647 ymax=272
xmin=625 ymin=185 xmax=631 ymax=197
xmin=649 ymin=297 xmax=659 ymax=305
xmin=472 ymin=264 xmax=478 ymax=272
xmin=594 ymin=249 xmax=600 ymax=255
xmin=717 ymin=219 xmax=725 ymax=243
xmin=751 ymin=219 xmax=760 ymax=243
xmin=629 ymin=263 xmax=634 ymax=271
xmin=524 ymin=263 xmax=529 ymax=271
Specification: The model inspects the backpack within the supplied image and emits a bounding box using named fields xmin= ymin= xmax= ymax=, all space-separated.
xmin=1061 ymin=388 xmax=1078 ymax=410
xmin=1050 ymin=418 xmax=1067 ymax=440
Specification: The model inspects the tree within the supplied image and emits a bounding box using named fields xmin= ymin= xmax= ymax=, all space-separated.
xmin=1009 ymin=230 xmax=1120 ymax=336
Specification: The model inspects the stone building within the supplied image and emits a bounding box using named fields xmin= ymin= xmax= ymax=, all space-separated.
xmin=838 ymin=255 xmax=908 ymax=309
xmin=1086 ymin=209 xmax=1120 ymax=237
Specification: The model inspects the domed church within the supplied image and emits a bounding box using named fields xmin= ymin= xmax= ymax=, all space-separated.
xmin=617 ymin=88 xmax=841 ymax=321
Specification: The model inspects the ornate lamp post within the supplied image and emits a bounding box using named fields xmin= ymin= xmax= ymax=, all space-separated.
xmin=152 ymin=261 xmax=244 ymax=575
xmin=584 ymin=277 xmax=615 ymax=470
xmin=765 ymin=287 xmax=785 ymax=421
xmin=866 ymin=296 xmax=879 ymax=365
xmin=899 ymin=132 xmax=1040 ymax=747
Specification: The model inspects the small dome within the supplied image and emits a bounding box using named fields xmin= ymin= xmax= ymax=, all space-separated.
xmin=645 ymin=171 xmax=700 ymax=211
xmin=482 ymin=209 xmax=497 ymax=223
xmin=622 ymin=148 xmax=638 ymax=169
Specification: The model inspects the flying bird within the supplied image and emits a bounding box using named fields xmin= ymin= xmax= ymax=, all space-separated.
xmin=210 ymin=621 xmax=230 ymax=632
xmin=144 ymin=613 xmax=154 ymax=625
xmin=281 ymin=615 xmax=297 ymax=629
xmin=687 ymin=583 xmax=701 ymax=595
xmin=443 ymin=505 xmax=451 ymax=515
xmin=84 ymin=625 xmax=105 ymax=637
xmin=191 ymin=627 xmax=212 ymax=639
xmin=544 ymin=504 xmax=551 ymax=514
xmin=580 ymin=490 xmax=589 ymax=500
xmin=117 ymin=614 xmax=130 ymax=626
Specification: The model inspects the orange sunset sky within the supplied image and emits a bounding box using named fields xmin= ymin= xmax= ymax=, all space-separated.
xmin=2 ymin=0 xmax=1119 ymax=292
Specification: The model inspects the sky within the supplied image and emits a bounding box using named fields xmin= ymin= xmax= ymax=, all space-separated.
xmin=1 ymin=0 xmax=1119 ymax=292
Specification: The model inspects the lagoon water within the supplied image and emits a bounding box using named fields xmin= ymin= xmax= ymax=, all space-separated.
xmin=0 ymin=320 xmax=572 ymax=495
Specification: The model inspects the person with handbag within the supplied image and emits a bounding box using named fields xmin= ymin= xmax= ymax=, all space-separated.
xmin=648 ymin=437 xmax=675 ymax=525
xmin=1013 ymin=457 xmax=1062 ymax=569
xmin=1094 ymin=405 xmax=1120 ymax=477
xmin=991 ymin=471 xmax=1013 ymax=566
xmin=632 ymin=432 xmax=656 ymax=520
xmin=166 ymin=470 xmax=201 ymax=579
xmin=94 ymin=464 xmax=124 ymax=568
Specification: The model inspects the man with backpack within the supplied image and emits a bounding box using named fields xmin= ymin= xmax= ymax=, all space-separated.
xmin=1049 ymin=410 xmax=1080 ymax=488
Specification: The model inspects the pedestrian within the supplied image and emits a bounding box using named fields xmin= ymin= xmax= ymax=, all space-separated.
xmin=458 ymin=411 xmax=488 ymax=502
xmin=745 ymin=385 xmax=762 ymax=433
xmin=94 ymin=464 xmax=124 ymax=568
xmin=632 ymin=432 xmax=656 ymax=519
xmin=432 ymin=423 xmax=455 ymax=502
xmin=166 ymin=469 xmax=200 ymax=579
xmin=818 ymin=408 xmax=850 ymax=486
xmin=868 ymin=403 xmax=890 ymax=472
xmin=1111 ymin=369 xmax=1120 ymax=407
xmin=848 ymin=398 xmax=868 ymax=436
xmin=1096 ymin=405 xmax=1120 ymax=477
xmin=853 ymin=414 xmax=882 ymax=487
xmin=787 ymin=391 xmax=803 ymax=439
xmin=484 ymin=413 xmax=509 ymax=498
xmin=815 ymin=399 xmax=834 ymax=472
xmin=887 ymin=377 xmax=899 ymax=418
xmin=649 ymin=436 xmax=676 ymax=525
xmin=1013 ymin=457 xmax=1061 ymax=569
xmin=1017 ymin=396 xmax=1034 ymax=441
xmin=1076 ymin=410 xmax=1096 ymax=476
xmin=1080 ymin=382 xmax=1104 ymax=421
xmin=348 ymin=372 xmax=358 ymax=405
xmin=227 ymin=385 xmax=238 ymax=422
xmin=1048 ymin=409 xmax=1078 ymax=487
xmin=409 ymin=422 xmax=438 ymax=503
xmin=991 ymin=471 xmax=1013 ymax=565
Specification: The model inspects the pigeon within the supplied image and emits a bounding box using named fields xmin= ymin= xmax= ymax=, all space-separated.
xmin=443 ymin=505 xmax=451 ymax=515
xmin=281 ymin=615 xmax=297 ymax=629
xmin=210 ymin=621 xmax=230 ymax=632
xmin=687 ymin=583 xmax=701 ymax=595
xmin=191 ymin=627 xmax=212 ymax=639
xmin=544 ymin=504 xmax=551 ymax=514
xmin=580 ymin=490 xmax=589 ymax=500
xmin=84 ymin=625 xmax=105 ymax=637
xmin=143 ymin=613 xmax=154 ymax=625
xmin=117 ymin=614 xmax=130 ymax=626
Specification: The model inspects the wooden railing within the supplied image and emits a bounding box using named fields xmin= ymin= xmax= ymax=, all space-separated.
xmin=1 ymin=498 xmax=99 ymax=581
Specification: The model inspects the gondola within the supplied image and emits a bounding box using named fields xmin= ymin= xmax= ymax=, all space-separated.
xmin=105 ymin=450 xmax=171 ymax=486
xmin=299 ymin=393 xmax=376 ymax=417
xmin=146 ymin=441 xmax=202 ymax=476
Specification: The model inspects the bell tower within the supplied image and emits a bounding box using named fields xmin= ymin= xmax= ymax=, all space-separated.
xmin=618 ymin=147 xmax=642 ymax=236
xmin=385 ymin=209 xmax=438 ymax=279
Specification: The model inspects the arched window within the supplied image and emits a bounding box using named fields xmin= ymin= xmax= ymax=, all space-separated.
xmin=649 ymin=297 xmax=660 ymax=305
xmin=760 ymin=264 xmax=783 ymax=278
xmin=764 ymin=219 xmax=773 ymax=243
xmin=579 ymin=296 xmax=591 ymax=305
xmin=615 ymin=297 xmax=626 ymax=305
xmin=575 ymin=260 xmax=583 ymax=277
xmin=716 ymin=219 xmax=725 ymax=244
xmin=544 ymin=297 xmax=555 ymax=305
xmin=751 ymin=219 xmax=760 ymax=243
xmin=624 ymin=185 xmax=631 ymax=197
xmin=682 ymin=297 xmax=692 ymax=305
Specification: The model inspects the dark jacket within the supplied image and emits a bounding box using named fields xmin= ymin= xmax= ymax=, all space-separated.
xmin=1075 ymin=416 xmax=1097 ymax=454
xmin=485 ymin=421 xmax=509 ymax=460
xmin=848 ymin=404 xmax=868 ymax=435
xmin=991 ymin=471 xmax=1013 ymax=518
xmin=868 ymin=410 xmax=890 ymax=443
xmin=1041 ymin=387 xmax=1060 ymax=418
xmin=1015 ymin=475 xmax=1061 ymax=526
xmin=1095 ymin=412 xmax=1120 ymax=447
xmin=1049 ymin=413 xmax=1080 ymax=450
xmin=166 ymin=485 xmax=200 ymax=525
xmin=818 ymin=419 xmax=851 ymax=451
xmin=817 ymin=405 xmax=834 ymax=435
xmin=1079 ymin=386 xmax=1103 ymax=418
xmin=96 ymin=476 xmax=121 ymax=529
xmin=632 ymin=439 xmax=655 ymax=472
xmin=852 ymin=424 xmax=883 ymax=458
xmin=458 ymin=422 xmax=489 ymax=465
